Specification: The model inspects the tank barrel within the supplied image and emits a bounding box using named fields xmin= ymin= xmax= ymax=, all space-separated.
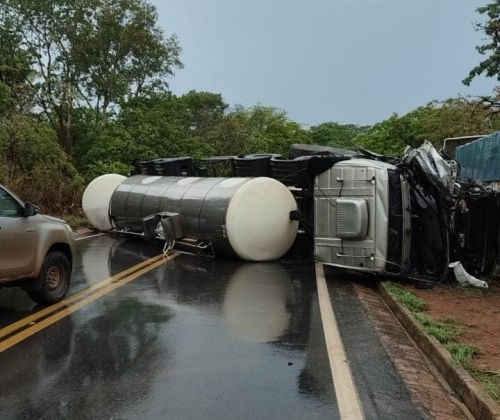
xmin=82 ymin=174 xmax=299 ymax=262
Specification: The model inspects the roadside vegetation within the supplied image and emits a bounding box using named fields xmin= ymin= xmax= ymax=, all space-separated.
xmin=2 ymin=0 xmax=500 ymax=218
xmin=386 ymin=282 xmax=500 ymax=401
xmin=62 ymin=214 xmax=91 ymax=231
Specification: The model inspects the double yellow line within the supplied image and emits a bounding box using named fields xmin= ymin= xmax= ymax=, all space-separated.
xmin=0 ymin=252 xmax=178 ymax=353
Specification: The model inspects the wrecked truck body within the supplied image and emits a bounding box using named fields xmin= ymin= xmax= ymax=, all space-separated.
xmin=82 ymin=142 xmax=499 ymax=284
xmin=313 ymin=142 xmax=499 ymax=282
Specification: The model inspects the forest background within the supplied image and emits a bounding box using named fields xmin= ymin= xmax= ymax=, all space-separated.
xmin=1 ymin=0 xmax=500 ymax=218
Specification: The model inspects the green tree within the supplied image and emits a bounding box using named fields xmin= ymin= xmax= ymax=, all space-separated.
xmin=309 ymin=122 xmax=369 ymax=149
xmin=72 ymin=0 xmax=183 ymax=121
xmin=354 ymin=114 xmax=412 ymax=155
xmin=0 ymin=82 xmax=13 ymax=117
xmin=464 ymin=1 xmax=500 ymax=85
xmin=117 ymin=92 xmax=193 ymax=159
xmin=354 ymin=97 xmax=494 ymax=156
xmin=0 ymin=0 xmax=182 ymax=153
xmin=0 ymin=113 xmax=83 ymax=213
xmin=180 ymin=90 xmax=227 ymax=131
xmin=0 ymin=26 xmax=34 ymax=115
xmin=178 ymin=91 xmax=228 ymax=158
xmin=79 ymin=124 xmax=137 ymax=182
xmin=406 ymin=98 xmax=491 ymax=146
xmin=214 ymin=105 xmax=310 ymax=157
xmin=76 ymin=90 xmax=225 ymax=180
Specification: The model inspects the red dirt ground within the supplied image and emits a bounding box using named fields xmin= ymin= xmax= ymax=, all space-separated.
xmin=403 ymin=280 xmax=500 ymax=372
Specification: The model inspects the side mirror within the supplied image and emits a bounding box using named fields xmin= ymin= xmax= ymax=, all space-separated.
xmin=24 ymin=202 xmax=38 ymax=217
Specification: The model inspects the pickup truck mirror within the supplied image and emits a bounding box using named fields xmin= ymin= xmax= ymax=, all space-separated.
xmin=24 ymin=202 xmax=38 ymax=217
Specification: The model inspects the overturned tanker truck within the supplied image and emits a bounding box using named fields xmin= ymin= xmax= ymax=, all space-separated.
xmin=82 ymin=142 xmax=499 ymax=284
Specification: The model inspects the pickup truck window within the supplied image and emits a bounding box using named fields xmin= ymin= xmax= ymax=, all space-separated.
xmin=0 ymin=188 xmax=23 ymax=217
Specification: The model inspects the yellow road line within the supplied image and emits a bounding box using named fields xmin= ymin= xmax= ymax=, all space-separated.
xmin=0 ymin=253 xmax=178 ymax=353
xmin=315 ymin=263 xmax=365 ymax=420
xmin=0 ymin=254 xmax=166 ymax=340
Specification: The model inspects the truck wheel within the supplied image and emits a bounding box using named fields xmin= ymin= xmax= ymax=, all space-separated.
xmin=28 ymin=251 xmax=71 ymax=304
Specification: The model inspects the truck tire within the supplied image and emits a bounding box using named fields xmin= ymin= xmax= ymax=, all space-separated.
xmin=28 ymin=251 xmax=71 ymax=304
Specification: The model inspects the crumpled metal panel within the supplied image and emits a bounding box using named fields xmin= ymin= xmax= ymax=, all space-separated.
xmin=403 ymin=141 xmax=455 ymax=194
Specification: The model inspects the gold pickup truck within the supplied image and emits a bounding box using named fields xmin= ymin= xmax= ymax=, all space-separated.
xmin=0 ymin=184 xmax=74 ymax=304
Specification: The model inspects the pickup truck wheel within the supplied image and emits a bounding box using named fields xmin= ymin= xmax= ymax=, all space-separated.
xmin=28 ymin=251 xmax=71 ymax=304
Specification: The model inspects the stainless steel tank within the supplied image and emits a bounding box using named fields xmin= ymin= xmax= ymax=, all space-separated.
xmin=82 ymin=174 xmax=299 ymax=261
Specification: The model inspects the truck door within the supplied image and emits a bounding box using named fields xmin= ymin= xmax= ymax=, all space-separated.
xmin=0 ymin=187 xmax=37 ymax=280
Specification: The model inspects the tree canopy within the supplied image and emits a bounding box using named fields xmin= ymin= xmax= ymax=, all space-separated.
xmin=309 ymin=122 xmax=369 ymax=149
xmin=464 ymin=1 xmax=500 ymax=85
xmin=0 ymin=0 xmax=182 ymax=153
xmin=354 ymin=97 xmax=499 ymax=156
xmin=0 ymin=0 xmax=498 ymax=217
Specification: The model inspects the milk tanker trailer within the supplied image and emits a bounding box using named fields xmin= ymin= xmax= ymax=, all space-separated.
xmin=82 ymin=175 xmax=299 ymax=261
xmin=82 ymin=144 xmax=499 ymax=283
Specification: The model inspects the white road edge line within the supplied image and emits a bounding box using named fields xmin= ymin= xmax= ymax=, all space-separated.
xmin=75 ymin=232 xmax=105 ymax=241
xmin=315 ymin=262 xmax=365 ymax=420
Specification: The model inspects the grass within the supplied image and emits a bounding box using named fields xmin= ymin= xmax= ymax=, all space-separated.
xmin=60 ymin=214 xmax=90 ymax=230
xmin=470 ymin=371 xmax=500 ymax=401
xmin=386 ymin=282 xmax=428 ymax=313
xmin=414 ymin=313 xmax=461 ymax=344
xmin=446 ymin=343 xmax=479 ymax=368
xmin=386 ymin=280 xmax=500 ymax=401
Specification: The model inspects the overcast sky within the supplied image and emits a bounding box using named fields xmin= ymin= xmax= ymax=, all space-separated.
xmin=151 ymin=0 xmax=496 ymax=126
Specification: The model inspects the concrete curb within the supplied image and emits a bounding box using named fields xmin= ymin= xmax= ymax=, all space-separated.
xmin=377 ymin=281 xmax=500 ymax=420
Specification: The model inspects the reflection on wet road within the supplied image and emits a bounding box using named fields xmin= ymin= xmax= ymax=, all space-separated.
xmin=0 ymin=235 xmax=335 ymax=420
xmin=0 ymin=234 xmax=427 ymax=420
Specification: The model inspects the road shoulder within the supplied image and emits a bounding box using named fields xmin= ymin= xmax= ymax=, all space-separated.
xmin=376 ymin=282 xmax=500 ymax=420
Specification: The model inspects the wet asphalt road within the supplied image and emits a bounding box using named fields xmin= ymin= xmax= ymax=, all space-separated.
xmin=0 ymin=234 xmax=425 ymax=420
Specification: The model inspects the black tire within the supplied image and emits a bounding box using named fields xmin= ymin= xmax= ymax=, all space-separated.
xmin=28 ymin=251 xmax=71 ymax=304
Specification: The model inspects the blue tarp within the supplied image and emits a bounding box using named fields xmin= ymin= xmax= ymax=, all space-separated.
xmin=456 ymin=131 xmax=500 ymax=182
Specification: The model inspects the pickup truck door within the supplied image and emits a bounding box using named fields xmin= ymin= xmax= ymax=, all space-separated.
xmin=0 ymin=188 xmax=38 ymax=280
